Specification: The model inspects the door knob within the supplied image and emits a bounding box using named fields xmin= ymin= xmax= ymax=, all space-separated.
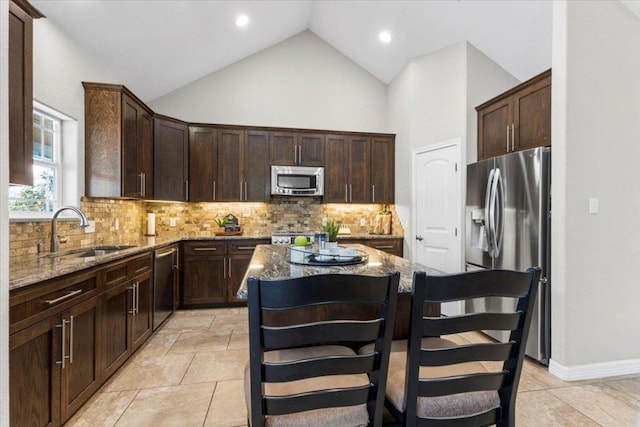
xmin=416 ymin=235 xmax=424 ymax=241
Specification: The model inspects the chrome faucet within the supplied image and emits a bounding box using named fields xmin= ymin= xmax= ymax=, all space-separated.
xmin=51 ymin=206 xmax=89 ymax=252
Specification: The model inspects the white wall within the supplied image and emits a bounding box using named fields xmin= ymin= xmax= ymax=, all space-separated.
xmin=1 ymin=1 xmax=9 ymax=422
xmin=388 ymin=42 xmax=518 ymax=260
xmin=149 ymin=30 xmax=388 ymax=133
xmin=32 ymin=19 xmax=120 ymax=202
xmin=551 ymin=0 xmax=640 ymax=373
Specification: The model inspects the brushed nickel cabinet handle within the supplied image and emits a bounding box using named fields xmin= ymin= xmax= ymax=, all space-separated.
xmin=298 ymin=145 xmax=302 ymax=164
xmin=345 ymin=184 xmax=348 ymax=202
xmin=129 ymin=283 xmax=137 ymax=315
xmin=244 ymin=181 xmax=248 ymax=201
xmin=193 ymin=247 xmax=217 ymax=251
xmin=350 ymin=184 xmax=353 ymax=202
xmin=185 ymin=180 xmax=189 ymax=201
xmin=294 ymin=146 xmax=298 ymax=164
xmin=56 ymin=319 xmax=71 ymax=369
xmin=69 ymin=315 xmax=74 ymax=364
xmin=374 ymin=245 xmax=394 ymax=249
xmin=236 ymin=246 xmax=256 ymax=250
xmin=511 ymin=124 xmax=515 ymax=151
xmin=156 ymin=248 xmax=177 ymax=258
xmin=372 ymin=184 xmax=375 ymax=203
xmin=213 ymin=181 xmax=216 ymax=201
xmin=506 ymin=125 xmax=510 ymax=151
xmin=45 ymin=289 xmax=82 ymax=305
xmin=223 ymin=257 xmax=227 ymax=278
xmin=228 ymin=258 xmax=232 ymax=278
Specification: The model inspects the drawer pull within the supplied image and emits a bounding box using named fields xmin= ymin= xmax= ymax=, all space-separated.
xmin=236 ymin=246 xmax=256 ymax=250
xmin=193 ymin=247 xmax=218 ymax=252
xmin=156 ymin=248 xmax=177 ymax=258
xmin=374 ymin=245 xmax=394 ymax=249
xmin=45 ymin=289 xmax=82 ymax=305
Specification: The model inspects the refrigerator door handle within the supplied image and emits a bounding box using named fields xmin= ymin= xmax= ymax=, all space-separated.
xmin=492 ymin=168 xmax=505 ymax=257
xmin=484 ymin=169 xmax=496 ymax=257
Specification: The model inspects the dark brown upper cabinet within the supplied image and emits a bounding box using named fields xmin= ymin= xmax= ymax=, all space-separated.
xmin=269 ymin=131 xmax=324 ymax=166
xmin=216 ymin=129 xmax=270 ymax=202
xmin=83 ymin=83 xmax=153 ymax=199
xmin=325 ymin=134 xmax=371 ymax=203
xmin=8 ymin=0 xmax=44 ymax=186
xmin=477 ymin=69 xmax=551 ymax=161
xmin=154 ymin=116 xmax=188 ymax=201
xmin=188 ymin=126 xmax=218 ymax=202
xmin=370 ymin=136 xmax=395 ymax=204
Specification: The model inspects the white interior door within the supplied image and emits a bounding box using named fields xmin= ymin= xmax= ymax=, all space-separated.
xmin=413 ymin=141 xmax=462 ymax=315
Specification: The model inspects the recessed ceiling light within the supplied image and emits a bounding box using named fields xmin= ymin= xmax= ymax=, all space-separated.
xmin=379 ymin=31 xmax=391 ymax=44
xmin=235 ymin=14 xmax=249 ymax=27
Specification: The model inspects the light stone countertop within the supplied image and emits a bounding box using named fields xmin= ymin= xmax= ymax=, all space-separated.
xmin=9 ymin=233 xmax=404 ymax=292
xmin=236 ymin=243 xmax=441 ymax=299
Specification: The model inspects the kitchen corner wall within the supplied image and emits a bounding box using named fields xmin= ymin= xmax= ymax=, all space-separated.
xmin=8 ymin=198 xmax=401 ymax=261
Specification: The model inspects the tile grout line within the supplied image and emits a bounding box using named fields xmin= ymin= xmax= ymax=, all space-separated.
xmin=112 ymin=389 xmax=141 ymax=427
xmin=201 ymin=381 xmax=219 ymax=427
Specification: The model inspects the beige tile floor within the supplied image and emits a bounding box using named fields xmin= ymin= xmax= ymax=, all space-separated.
xmin=65 ymin=307 xmax=640 ymax=426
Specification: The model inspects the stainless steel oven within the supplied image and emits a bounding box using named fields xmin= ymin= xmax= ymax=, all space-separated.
xmin=271 ymin=165 xmax=324 ymax=196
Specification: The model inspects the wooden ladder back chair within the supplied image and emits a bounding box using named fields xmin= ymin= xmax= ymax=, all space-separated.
xmin=397 ymin=268 xmax=540 ymax=427
xmin=246 ymin=272 xmax=400 ymax=427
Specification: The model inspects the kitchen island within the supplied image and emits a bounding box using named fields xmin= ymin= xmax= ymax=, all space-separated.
xmin=236 ymin=244 xmax=443 ymax=338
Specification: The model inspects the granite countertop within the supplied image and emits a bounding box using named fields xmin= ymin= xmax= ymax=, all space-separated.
xmin=9 ymin=234 xmax=271 ymax=291
xmin=9 ymin=233 xmax=404 ymax=292
xmin=236 ymin=243 xmax=441 ymax=299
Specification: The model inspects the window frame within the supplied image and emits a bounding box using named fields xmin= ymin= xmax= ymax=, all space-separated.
xmin=9 ymin=104 xmax=64 ymax=220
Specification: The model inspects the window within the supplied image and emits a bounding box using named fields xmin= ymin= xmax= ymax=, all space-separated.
xmin=9 ymin=108 xmax=62 ymax=215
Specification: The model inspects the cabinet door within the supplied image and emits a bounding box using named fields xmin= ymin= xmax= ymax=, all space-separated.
xmin=182 ymin=256 xmax=227 ymax=306
xmin=298 ymin=133 xmax=325 ymax=166
xmin=370 ymin=136 xmax=394 ymax=204
xmin=244 ymin=130 xmax=270 ymax=201
xmin=324 ymin=134 xmax=348 ymax=202
xmin=513 ymin=77 xmax=551 ymax=151
xmin=122 ymin=95 xmax=142 ymax=198
xmin=188 ymin=126 xmax=218 ymax=202
xmin=8 ymin=1 xmax=33 ymax=186
xmin=347 ymin=135 xmax=371 ymax=203
xmin=61 ymin=296 xmax=101 ymax=422
xmin=138 ymin=110 xmax=154 ymax=198
xmin=101 ymin=281 xmax=132 ymax=379
xmin=132 ymin=272 xmax=153 ymax=351
xmin=477 ymin=100 xmax=511 ymax=161
xmin=217 ymin=129 xmax=243 ymax=201
xmin=154 ymin=117 xmax=188 ymax=201
xmin=269 ymin=131 xmax=297 ymax=165
xmin=10 ymin=316 xmax=61 ymax=427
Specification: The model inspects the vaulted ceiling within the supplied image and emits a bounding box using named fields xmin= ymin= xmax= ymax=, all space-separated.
xmin=29 ymin=1 xmax=640 ymax=102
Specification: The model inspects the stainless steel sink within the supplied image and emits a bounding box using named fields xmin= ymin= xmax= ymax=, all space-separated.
xmin=42 ymin=245 xmax=137 ymax=258
xmin=74 ymin=245 xmax=137 ymax=257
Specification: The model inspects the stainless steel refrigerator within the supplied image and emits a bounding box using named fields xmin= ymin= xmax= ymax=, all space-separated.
xmin=465 ymin=146 xmax=551 ymax=364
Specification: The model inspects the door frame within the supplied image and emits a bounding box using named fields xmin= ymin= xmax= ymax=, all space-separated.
xmin=411 ymin=139 xmax=463 ymax=271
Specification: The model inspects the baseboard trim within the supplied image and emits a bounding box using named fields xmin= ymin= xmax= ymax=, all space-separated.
xmin=549 ymin=357 xmax=640 ymax=381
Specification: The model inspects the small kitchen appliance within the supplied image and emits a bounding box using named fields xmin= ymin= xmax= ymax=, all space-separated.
xmin=271 ymin=165 xmax=324 ymax=196
xmin=271 ymin=231 xmax=315 ymax=245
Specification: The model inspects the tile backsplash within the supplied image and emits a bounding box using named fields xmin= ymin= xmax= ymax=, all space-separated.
xmin=9 ymin=197 xmax=402 ymax=261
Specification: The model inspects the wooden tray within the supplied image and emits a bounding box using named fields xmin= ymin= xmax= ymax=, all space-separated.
xmin=214 ymin=231 xmax=243 ymax=236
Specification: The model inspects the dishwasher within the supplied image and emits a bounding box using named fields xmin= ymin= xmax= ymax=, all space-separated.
xmin=154 ymin=245 xmax=178 ymax=330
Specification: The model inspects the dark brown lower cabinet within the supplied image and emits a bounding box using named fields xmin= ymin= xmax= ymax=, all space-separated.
xmin=10 ymin=315 xmax=61 ymax=427
xmin=10 ymin=251 xmax=153 ymax=426
xmin=182 ymin=239 xmax=269 ymax=307
xmin=61 ymin=296 xmax=101 ymax=421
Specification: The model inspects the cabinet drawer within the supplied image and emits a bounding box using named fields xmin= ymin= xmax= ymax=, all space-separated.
xmin=129 ymin=252 xmax=153 ymax=276
xmin=228 ymin=239 xmax=270 ymax=255
xmin=366 ymin=239 xmax=403 ymax=257
xmin=10 ymin=269 xmax=98 ymax=334
xmin=183 ymin=241 xmax=227 ymax=256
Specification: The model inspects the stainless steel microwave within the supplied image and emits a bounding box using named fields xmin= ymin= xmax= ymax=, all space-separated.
xmin=271 ymin=165 xmax=324 ymax=196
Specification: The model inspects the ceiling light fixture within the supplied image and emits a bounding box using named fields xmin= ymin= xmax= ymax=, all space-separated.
xmin=235 ymin=14 xmax=249 ymax=27
xmin=379 ymin=31 xmax=391 ymax=44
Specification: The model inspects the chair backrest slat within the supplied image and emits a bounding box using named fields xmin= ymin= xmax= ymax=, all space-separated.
xmin=264 ymin=353 xmax=377 ymax=382
xmin=404 ymin=268 xmax=540 ymax=426
xmin=418 ymin=371 xmax=507 ymax=397
xmin=423 ymin=312 xmax=522 ymax=336
xmin=248 ymin=272 xmax=400 ymax=427
xmin=262 ymin=319 xmax=382 ymax=349
xmin=420 ymin=342 xmax=514 ymax=366
xmin=264 ymin=385 xmax=371 ymax=416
